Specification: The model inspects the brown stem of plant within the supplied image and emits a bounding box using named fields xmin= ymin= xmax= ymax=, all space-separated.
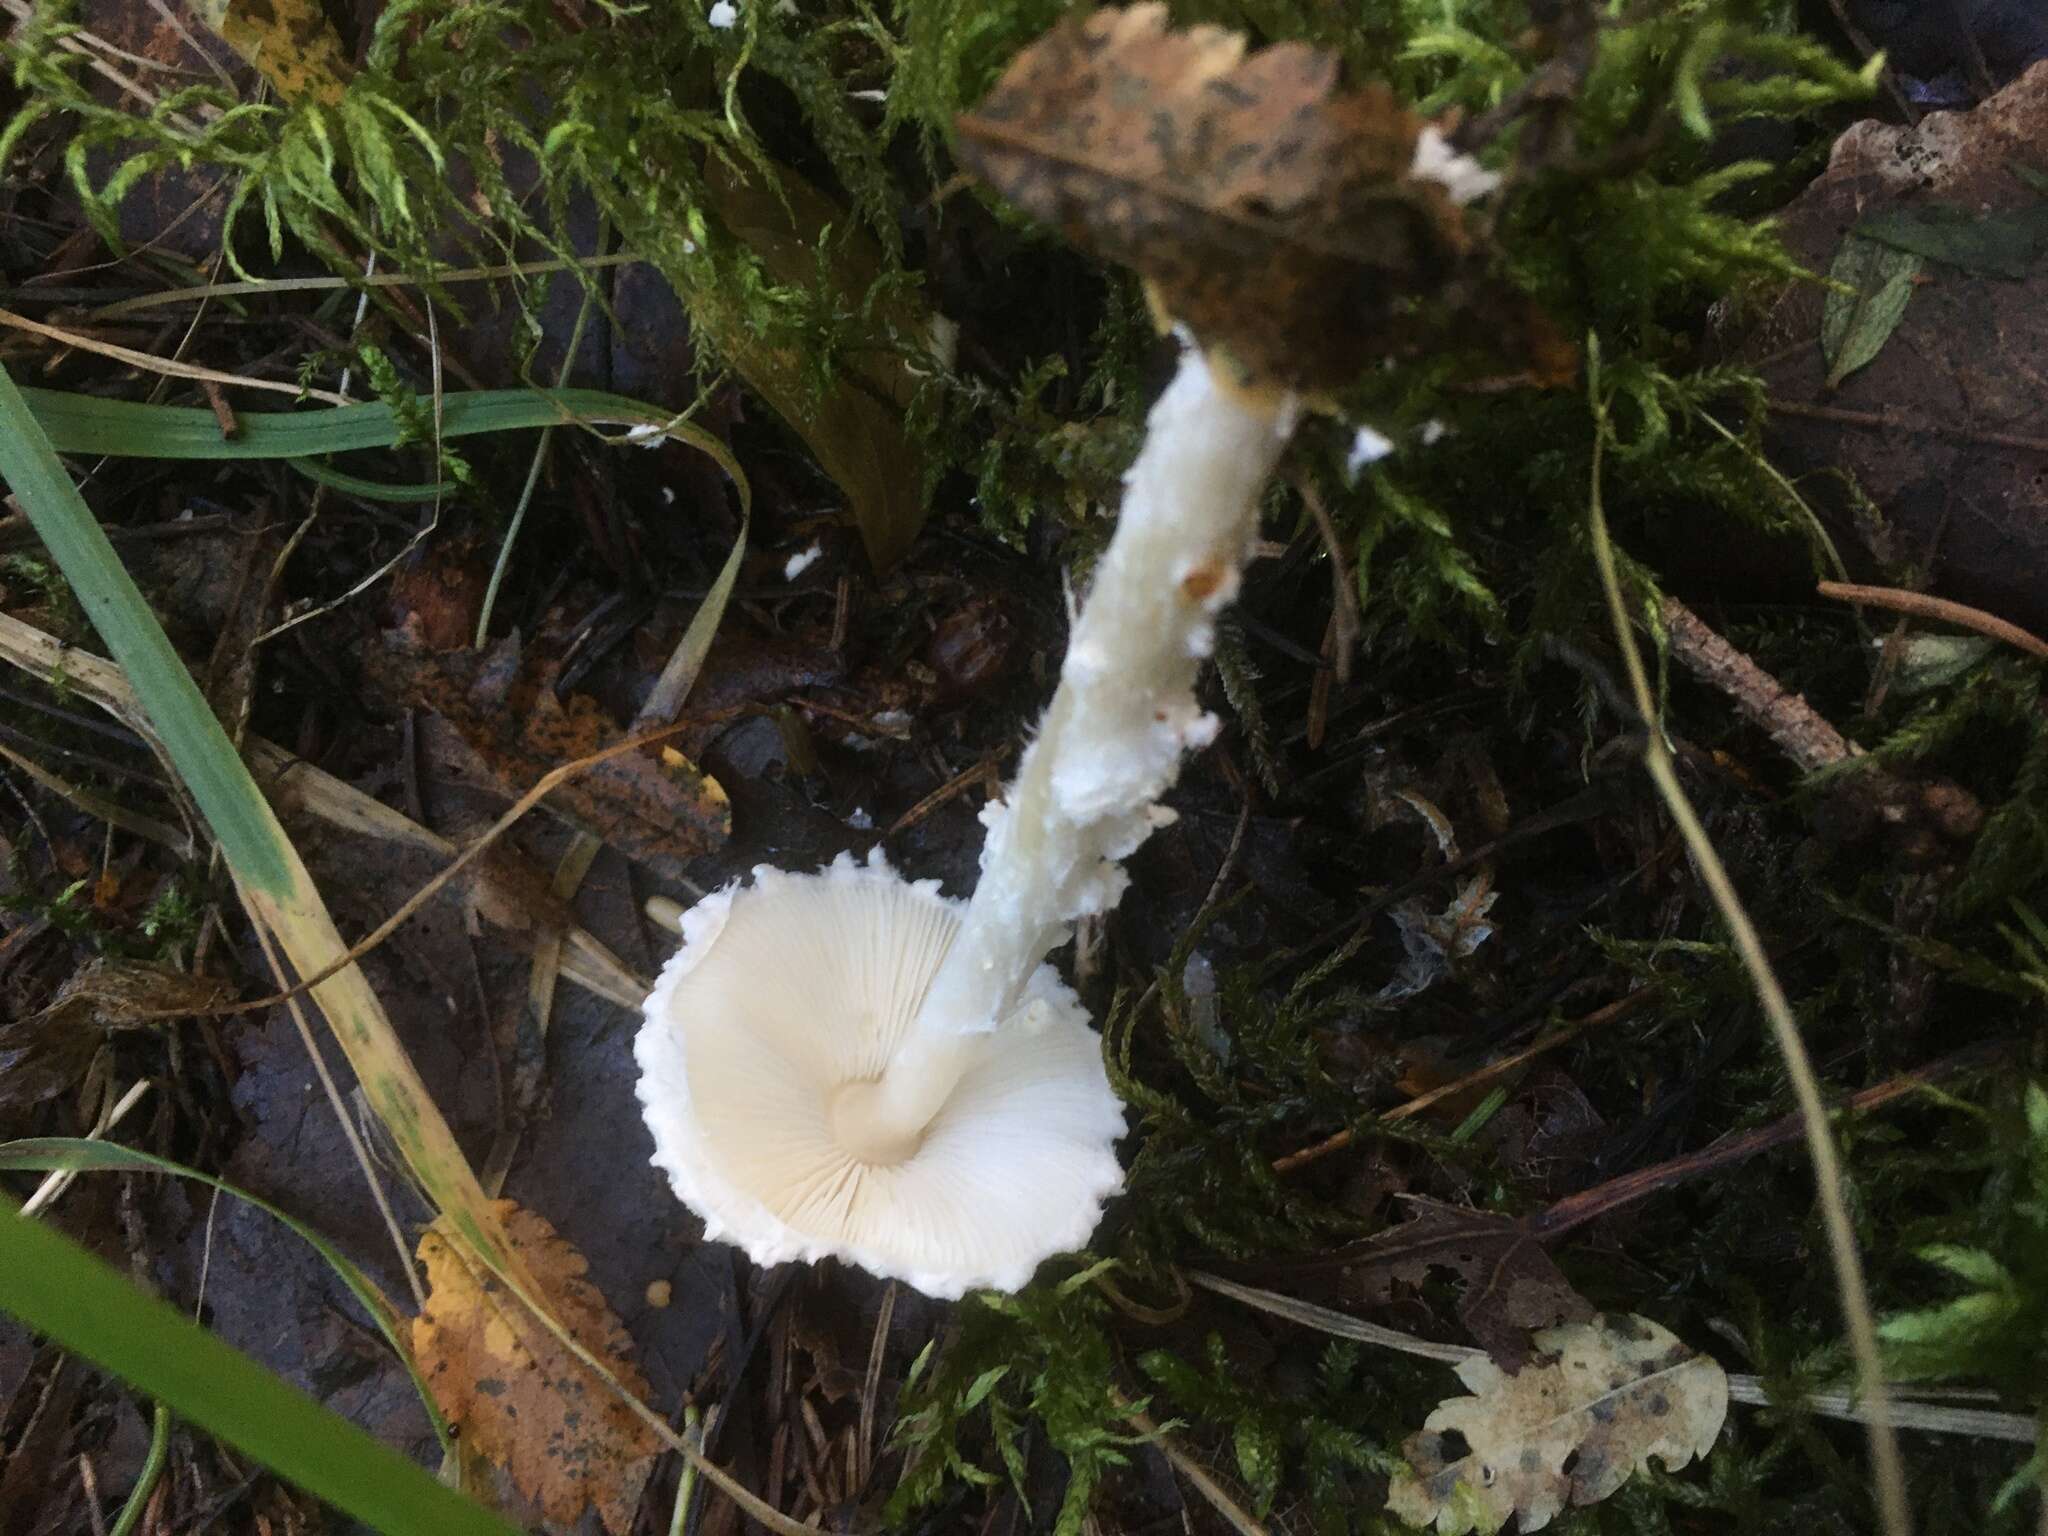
xmin=1270 ymin=986 xmax=1658 ymax=1175
xmin=1662 ymin=594 xmax=1856 ymax=774
xmin=1532 ymin=1041 xmax=2007 ymax=1240
xmin=1768 ymin=397 xmax=2048 ymax=457
xmin=1817 ymin=581 xmax=2048 ymax=663
xmin=1288 ymin=471 xmax=1359 ymax=687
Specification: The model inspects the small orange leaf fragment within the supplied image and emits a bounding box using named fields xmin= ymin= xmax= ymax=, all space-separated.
xmin=191 ymin=0 xmax=351 ymax=106
xmin=413 ymin=1200 xmax=661 ymax=1535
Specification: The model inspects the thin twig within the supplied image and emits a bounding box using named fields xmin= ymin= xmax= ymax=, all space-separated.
xmin=20 ymin=1080 xmax=152 ymax=1218
xmin=1121 ymin=1405 xmax=1268 ymax=1536
xmin=0 ymin=610 xmax=649 ymax=1008
xmin=0 ymin=0 xmax=209 ymax=130
xmin=480 ymin=834 xmax=602 ymax=1195
xmin=1271 ymin=986 xmax=1656 ymax=1174
xmin=475 ymin=239 xmax=604 ymax=645
xmin=1289 ymin=471 xmax=1359 ymax=685
xmin=244 ymin=910 xmax=428 ymax=1314
xmin=885 ymin=747 xmax=1010 ymax=838
xmin=130 ymin=719 xmax=694 ymax=1022
xmin=0 ymin=309 xmax=350 ymax=405
xmin=0 ymin=740 xmax=193 ymax=855
xmin=1585 ymin=388 xmax=1911 ymax=1536
xmin=857 ymin=1283 xmax=897 ymax=1485
xmin=1817 ymin=582 xmax=2048 ymax=663
xmin=87 ymin=252 xmax=648 ymax=320
xmin=1662 ymin=595 xmax=1858 ymax=773
xmin=1532 ymin=1042 xmax=2007 ymax=1240
xmin=1820 ymin=0 xmax=1921 ymax=122
xmin=1768 ymin=398 xmax=2048 ymax=457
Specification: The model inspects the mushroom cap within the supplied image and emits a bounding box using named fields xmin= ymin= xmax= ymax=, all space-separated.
xmin=634 ymin=852 xmax=1126 ymax=1297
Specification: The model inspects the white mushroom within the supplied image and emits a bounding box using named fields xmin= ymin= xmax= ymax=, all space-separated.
xmin=633 ymin=851 xmax=1124 ymax=1297
xmin=634 ymin=30 xmax=1504 ymax=1297
xmin=637 ymin=345 xmax=1290 ymax=1295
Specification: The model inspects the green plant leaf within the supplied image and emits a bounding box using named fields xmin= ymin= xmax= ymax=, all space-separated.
xmin=1856 ymin=200 xmax=2048 ymax=279
xmin=0 ymin=356 xmax=551 ymax=1324
xmin=0 ymin=1198 xmax=518 ymax=1536
xmin=1914 ymin=1243 xmax=2017 ymax=1293
xmin=962 ymin=1365 xmax=1011 ymax=1411
xmin=1820 ymin=234 xmax=1919 ymax=388
xmin=16 ymin=385 xmax=745 ymax=509
xmin=699 ymin=156 xmax=927 ymax=569
xmin=1879 ymin=1290 xmax=2024 ymax=1350
xmin=0 ymin=1136 xmax=446 ymax=1438
xmin=1233 ymin=1417 xmax=1282 ymax=1514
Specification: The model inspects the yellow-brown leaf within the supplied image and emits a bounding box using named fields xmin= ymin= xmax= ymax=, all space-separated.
xmin=192 ymin=0 xmax=351 ymax=107
xmin=413 ymin=1200 xmax=661 ymax=1535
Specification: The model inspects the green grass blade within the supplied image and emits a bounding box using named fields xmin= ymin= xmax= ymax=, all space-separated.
xmin=0 ymin=1199 xmax=519 ymax=1536
xmin=17 ymin=385 xmax=745 ymax=495
xmin=0 ymin=354 xmax=530 ymax=1292
xmin=288 ymin=457 xmax=451 ymax=502
xmin=0 ymin=1137 xmax=440 ymax=1436
xmin=0 ymin=365 xmax=289 ymax=891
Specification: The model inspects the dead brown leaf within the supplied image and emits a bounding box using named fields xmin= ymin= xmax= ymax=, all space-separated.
xmin=955 ymin=3 xmax=1469 ymax=389
xmin=0 ymin=960 xmax=230 ymax=1111
xmin=372 ymin=635 xmax=730 ymax=880
xmin=1340 ymin=1196 xmax=1594 ymax=1369
xmin=1487 ymin=1068 xmax=1605 ymax=1193
xmin=413 ymin=1199 xmax=662 ymax=1535
xmin=1386 ymin=1312 xmax=1728 ymax=1533
xmin=50 ymin=958 xmax=232 ymax=1026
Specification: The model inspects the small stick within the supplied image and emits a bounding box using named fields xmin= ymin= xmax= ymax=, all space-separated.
xmin=1817 ymin=581 xmax=2048 ymax=663
xmin=119 ymin=718 xmax=696 ymax=1022
xmin=856 ymin=1283 xmax=897 ymax=1485
xmin=1768 ymin=398 xmax=2048 ymax=458
xmin=1271 ymin=986 xmax=1655 ymax=1174
xmin=20 ymin=1080 xmax=153 ymax=1217
xmin=1820 ymin=0 xmax=1921 ymax=123
xmin=1661 ymin=595 xmax=1857 ymax=773
xmin=1289 ymin=472 xmax=1359 ymax=686
xmin=1120 ymin=1404 xmax=1268 ymax=1536
xmin=885 ymin=747 xmax=1011 ymax=838
xmin=1531 ymin=1040 xmax=2006 ymax=1240
xmin=0 ymin=308 xmax=350 ymax=405
xmin=200 ymin=379 xmax=239 ymax=439
xmin=1306 ymin=606 xmax=1340 ymax=750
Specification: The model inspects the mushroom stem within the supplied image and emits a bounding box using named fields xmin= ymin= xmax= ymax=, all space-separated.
xmin=843 ymin=347 xmax=1291 ymax=1147
xmin=828 ymin=1033 xmax=981 ymax=1164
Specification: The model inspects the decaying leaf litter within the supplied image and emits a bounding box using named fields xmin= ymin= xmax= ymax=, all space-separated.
xmin=2 ymin=1 xmax=2047 ymax=1534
